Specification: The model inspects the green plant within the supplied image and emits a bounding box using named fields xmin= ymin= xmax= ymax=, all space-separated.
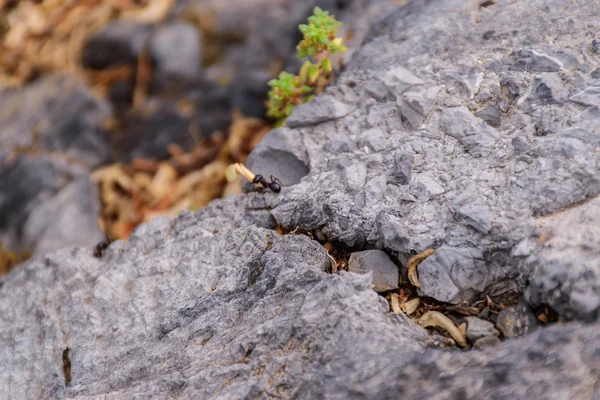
xmin=266 ymin=7 xmax=347 ymax=127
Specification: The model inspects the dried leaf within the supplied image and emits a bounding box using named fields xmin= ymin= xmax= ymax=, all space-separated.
xmin=457 ymin=323 xmax=467 ymax=338
xmin=121 ymin=0 xmax=174 ymax=24
xmin=149 ymin=163 xmax=178 ymax=200
xmin=390 ymin=294 xmax=401 ymax=313
xmin=406 ymin=248 xmax=435 ymax=287
xmin=400 ymin=298 xmax=420 ymax=315
xmin=418 ymin=311 xmax=467 ymax=348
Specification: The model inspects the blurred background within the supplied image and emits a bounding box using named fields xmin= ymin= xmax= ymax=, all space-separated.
xmin=0 ymin=0 xmax=377 ymax=274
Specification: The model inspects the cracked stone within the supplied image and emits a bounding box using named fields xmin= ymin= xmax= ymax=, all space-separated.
xmin=418 ymin=246 xmax=489 ymax=304
xmin=347 ymin=249 xmax=399 ymax=292
xmin=397 ymin=85 xmax=440 ymax=128
xmin=286 ymin=95 xmax=355 ymax=128
xmin=521 ymin=73 xmax=567 ymax=106
xmin=510 ymin=49 xmax=563 ymax=72
xmin=466 ymin=317 xmax=500 ymax=342
xmin=439 ymin=106 xmax=500 ymax=156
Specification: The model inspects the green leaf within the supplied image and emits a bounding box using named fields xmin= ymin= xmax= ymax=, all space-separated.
xmin=299 ymin=61 xmax=311 ymax=81
xmin=308 ymin=64 xmax=320 ymax=83
xmin=284 ymin=103 xmax=295 ymax=117
xmin=321 ymin=57 xmax=332 ymax=72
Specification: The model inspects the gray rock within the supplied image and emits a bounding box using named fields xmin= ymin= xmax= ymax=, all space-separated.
xmin=389 ymin=151 xmax=413 ymax=185
xmin=521 ymin=73 xmax=567 ymax=106
xmin=358 ymin=127 xmax=387 ymax=152
xmin=286 ymin=95 xmax=355 ymax=128
xmin=439 ymin=106 xmax=500 ymax=156
xmin=454 ymin=203 xmax=491 ymax=233
xmin=510 ymin=49 xmax=563 ymax=72
xmin=348 ymin=249 xmax=399 ymax=292
xmin=1 ymin=206 xmax=599 ymax=399
xmin=475 ymin=106 xmax=502 ymax=128
xmin=364 ymin=79 xmax=389 ymax=101
xmin=324 ymin=132 xmax=356 ymax=153
xmin=0 ymin=75 xmax=111 ymax=168
xmin=465 ymin=317 xmax=500 ymax=342
xmin=246 ymin=127 xmax=310 ymax=186
xmin=382 ymin=66 xmax=425 ymax=89
xmin=397 ymin=85 xmax=440 ymax=128
xmin=569 ymin=85 xmax=600 ymax=107
xmin=149 ymin=22 xmax=202 ymax=91
xmin=413 ymin=172 xmax=445 ymax=201
xmin=81 ymin=20 xmax=151 ymax=69
xmin=592 ymin=39 xmax=600 ymax=54
xmin=22 ymin=179 xmax=104 ymax=255
xmin=122 ymin=101 xmax=195 ymax=161
xmin=0 ymin=153 xmax=97 ymax=255
xmin=524 ymin=196 xmax=600 ymax=321
xmin=229 ymin=71 xmax=271 ymax=118
xmin=0 ymin=155 xmax=72 ymax=251
xmin=376 ymin=213 xmax=411 ymax=253
xmin=497 ymin=302 xmax=540 ymax=338
xmin=473 ymin=336 xmax=501 ymax=349
xmin=418 ymin=246 xmax=489 ymax=304
xmin=581 ymin=106 xmax=600 ymax=120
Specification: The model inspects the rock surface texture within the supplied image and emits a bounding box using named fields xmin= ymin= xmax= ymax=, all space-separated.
xmin=1 ymin=0 xmax=600 ymax=399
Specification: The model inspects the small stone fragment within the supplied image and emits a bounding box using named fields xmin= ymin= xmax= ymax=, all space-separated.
xmin=348 ymin=250 xmax=399 ymax=293
xmin=397 ymin=85 xmax=440 ymax=128
xmin=496 ymin=302 xmax=540 ymax=338
xmin=286 ymin=95 xmax=355 ymax=128
xmin=376 ymin=213 xmax=412 ymax=253
xmin=510 ymin=49 xmax=562 ymax=72
xmin=465 ymin=316 xmax=500 ymax=342
xmin=81 ymin=20 xmax=151 ymax=69
xmin=439 ymin=106 xmax=500 ymax=156
xmin=358 ymin=128 xmax=387 ymax=152
xmin=521 ymin=73 xmax=566 ymax=106
xmin=473 ymin=336 xmax=501 ymax=349
xmin=569 ymin=85 xmax=600 ymax=108
xmin=475 ymin=106 xmax=502 ymax=128
xmin=383 ymin=66 xmax=425 ymax=89
xmin=455 ymin=204 xmax=491 ymax=233
xmin=418 ymin=246 xmax=489 ymax=304
xmin=149 ymin=22 xmax=202 ymax=90
xmin=389 ymin=152 xmax=413 ymax=185
xmin=364 ymin=80 xmax=390 ymax=101
xmin=413 ymin=172 xmax=445 ymax=200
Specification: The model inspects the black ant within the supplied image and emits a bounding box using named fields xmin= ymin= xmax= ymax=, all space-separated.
xmin=252 ymin=174 xmax=282 ymax=193
xmin=93 ymin=241 xmax=109 ymax=258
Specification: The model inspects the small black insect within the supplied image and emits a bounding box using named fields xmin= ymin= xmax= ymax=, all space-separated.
xmin=252 ymin=174 xmax=282 ymax=193
xmin=93 ymin=241 xmax=109 ymax=258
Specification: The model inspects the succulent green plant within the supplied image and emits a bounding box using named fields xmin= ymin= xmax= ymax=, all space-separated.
xmin=266 ymin=7 xmax=347 ymax=127
xmin=296 ymin=7 xmax=347 ymax=58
